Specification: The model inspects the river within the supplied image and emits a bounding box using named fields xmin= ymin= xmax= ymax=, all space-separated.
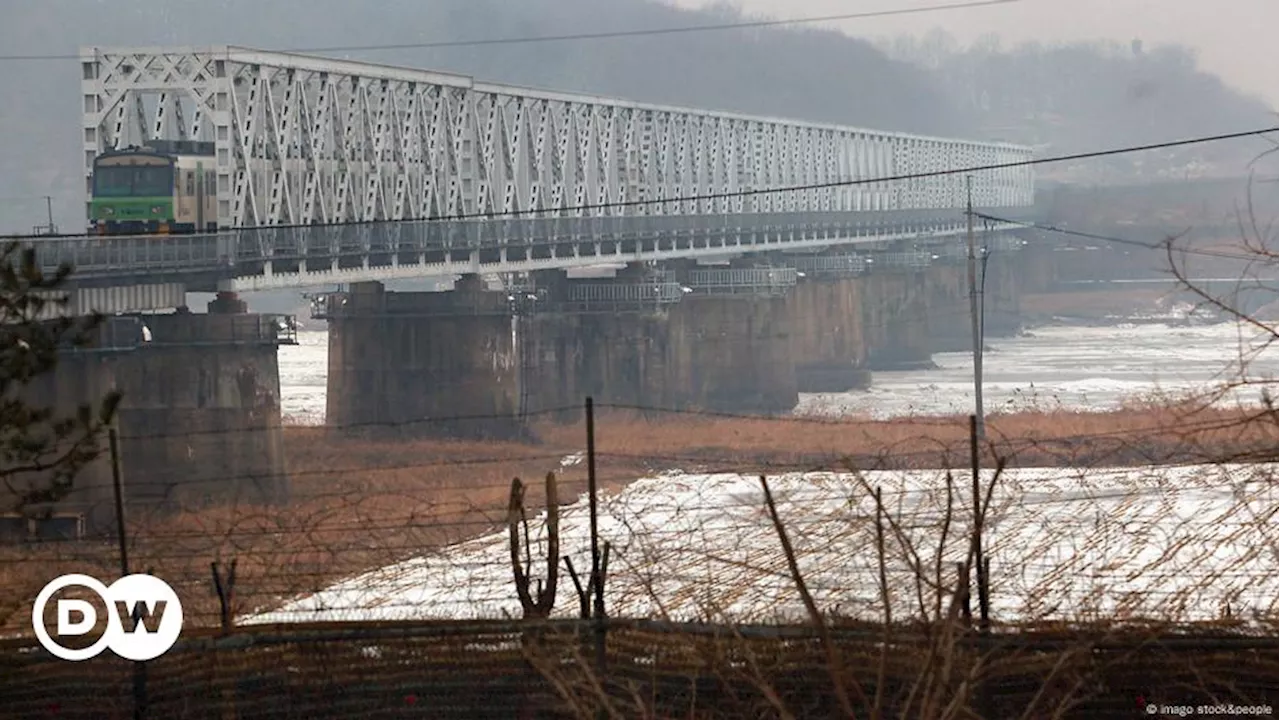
xmin=277 ymin=315 xmax=1278 ymax=424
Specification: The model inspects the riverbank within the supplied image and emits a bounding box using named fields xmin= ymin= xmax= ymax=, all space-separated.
xmin=4 ymin=401 xmax=1273 ymax=632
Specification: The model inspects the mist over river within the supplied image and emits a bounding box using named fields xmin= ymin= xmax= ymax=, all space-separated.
xmin=277 ymin=319 xmax=1278 ymax=425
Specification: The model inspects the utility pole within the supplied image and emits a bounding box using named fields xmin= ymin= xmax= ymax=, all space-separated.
xmin=31 ymin=196 xmax=58 ymax=236
xmin=965 ymin=176 xmax=986 ymax=443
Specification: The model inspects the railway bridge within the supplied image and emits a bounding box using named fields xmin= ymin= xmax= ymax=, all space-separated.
xmin=8 ymin=46 xmax=1040 ymax=536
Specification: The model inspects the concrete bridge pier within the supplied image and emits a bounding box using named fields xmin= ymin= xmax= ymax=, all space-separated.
xmin=8 ymin=310 xmax=290 ymax=539
xmin=672 ymin=265 xmax=798 ymax=414
xmin=786 ymin=260 xmax=873 ymax=392
xmin=115 ymin=311 xmax=290 ymax=517
xmin=523 ymin=263 xmax=799 ymax=417
xmin=920 ymin=262 xmax=971 ymax=353
xmin=978 ymin=250 xmax=1025 ymax=337
xmin=859 ymin=266 xmax=937 ymax=372
xmin=325 ymin=277 xmax=525 ymax=439
xmin=519 ymin=265 xmax=690 ymax=421
xmin=896 ymin=238 xmax=1033 ymax=355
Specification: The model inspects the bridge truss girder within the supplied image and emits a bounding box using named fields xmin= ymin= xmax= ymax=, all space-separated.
xmin=81 ymin=46 xmax=1034 ymax=240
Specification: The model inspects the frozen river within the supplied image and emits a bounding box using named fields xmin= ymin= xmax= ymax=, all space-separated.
xmin=277 ymin=318 xmax=1278 ymax=423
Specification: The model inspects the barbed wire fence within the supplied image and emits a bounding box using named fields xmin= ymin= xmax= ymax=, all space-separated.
xmin=1 ymin=389 xmax=1276 ymax=718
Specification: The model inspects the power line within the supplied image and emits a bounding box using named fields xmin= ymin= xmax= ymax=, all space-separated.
xmin=7 ymin=127 xmax=1274 ymax=241
xmin=0 ymin=0 xmax=1018 ymax=62
xmin=975 ymin=213 xmax=1272 ymax=263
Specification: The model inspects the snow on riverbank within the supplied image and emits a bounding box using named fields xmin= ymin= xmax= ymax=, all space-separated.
xmin=243 ymin=462 xmax=1278 ymax=627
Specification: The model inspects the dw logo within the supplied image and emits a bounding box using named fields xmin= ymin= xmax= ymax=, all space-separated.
xmin=32 ymin=574 xmax=184 ymax=661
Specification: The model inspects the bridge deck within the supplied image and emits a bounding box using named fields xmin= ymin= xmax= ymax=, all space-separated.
xmin=21 ymin=208 xmax=1026 ymax=291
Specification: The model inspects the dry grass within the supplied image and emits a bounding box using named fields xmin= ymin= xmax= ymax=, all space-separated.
xmin=533 ymin=401 xmax=1277 ymax=471
xmin=0 ymin=428 xmax=640 ymax=632
xmin=1 ymin=401 xmax=1275 ymax=718
xmin=1 ymin=401 xmax=1274 ymax=634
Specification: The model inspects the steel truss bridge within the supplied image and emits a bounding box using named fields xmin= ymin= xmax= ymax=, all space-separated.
xmin=29 ymin=46 xmax=1035 ymax=309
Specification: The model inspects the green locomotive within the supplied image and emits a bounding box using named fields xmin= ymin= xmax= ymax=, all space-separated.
xmin=89 ymin=139 xmax=217 ymax=235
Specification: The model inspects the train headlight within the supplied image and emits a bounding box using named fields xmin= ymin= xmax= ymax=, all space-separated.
xmin=150 ymin=206 xmax=163 ymax=214
xmin=103 ymin=207 xmax=115 ymax=216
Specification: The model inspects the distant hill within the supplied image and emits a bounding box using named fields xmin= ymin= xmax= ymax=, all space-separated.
xmin=877 ymin=32 xmax=1278 ymax=183
xmin=1 ymin=2 xmax=1273 ymax=232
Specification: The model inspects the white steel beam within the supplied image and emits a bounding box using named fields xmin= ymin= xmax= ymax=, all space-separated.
xmin=81 ymin=45 xmax=1034 ymax=241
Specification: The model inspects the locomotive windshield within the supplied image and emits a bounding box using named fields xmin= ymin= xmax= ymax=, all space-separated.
xmin=92 ymin=157 xmax=174 ymax=198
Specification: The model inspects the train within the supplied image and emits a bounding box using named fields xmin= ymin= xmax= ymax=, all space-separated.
xmin=88 ymin=139 xmax=217 ymax=235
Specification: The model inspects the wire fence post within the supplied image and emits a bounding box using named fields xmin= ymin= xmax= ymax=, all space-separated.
xmin=109 ymin=427 xmax=129 ymax=577
xmin=110 ymin=427 xmax=149 ymax=720
xmin=211 ymin=560 xmax=238 ymax=720
xmin=585 ymin=397 xmax=607 ymax=683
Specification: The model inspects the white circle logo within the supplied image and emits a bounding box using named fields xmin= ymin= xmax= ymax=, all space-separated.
xmin=32 ymin=573 xmax=183 ymax=661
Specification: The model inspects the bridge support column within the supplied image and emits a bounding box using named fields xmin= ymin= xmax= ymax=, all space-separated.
xmin=115 ymin=313 xmax=289 ymax=518
xmin=518 ymin=268 xmax=689 ymax=421
xmin=672 ymin=293 xmax=797 ymax=414
xmin=9 ymin=313 xmax=290 ymax=538
xmin=523 ymin=311 xmax=688 ymax=421
xmin=325 ymin=277 xmax=525 ymax=439
xmin=789 ymin=275 xmax=873 ymax=392
xmin=521 ymin=264 xmax=800 ymax=418
xmin=859 ymin=269 xmax=936 ymax=371
xmin=921 ymin=263 xmax=971 ymax=353
xmin=208 ymin=291 xmax=248 ymax=315
xmin=922 ymin=245 xmax=1027 ymax=353
xmin=980 ymin=250 xmax=1025 ymax=337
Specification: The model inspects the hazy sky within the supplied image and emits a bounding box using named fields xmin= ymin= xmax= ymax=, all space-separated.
xmin=667 ymin=0 xmax=1279 ymax=108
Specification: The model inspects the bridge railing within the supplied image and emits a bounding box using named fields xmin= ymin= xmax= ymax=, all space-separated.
xmin=686 ymin=267 xmax=799 ymax=296
xmin=14 ymin=234 xmax=233 ymax=275
xmin=878 ymin=251 xmax=934 ymax=269
xmin=556 ymin=281 xmax=687 ymax=313
xmin=15 ymin=210 xmax=1027 ymax=286
xmin=146 ymin=313 xmax=298 ymax=347
xmin=787 ymin=254 xmax=870 ymax=278
xmin=58 ymin=315 xmax=146 ymax=353
xmin=228 ymin=209 xmax=974 ymax=258
xmin=57 ymin=313 xmax=297 ymax=351
xmin=567 ymin=281 xmax=683 ymax=305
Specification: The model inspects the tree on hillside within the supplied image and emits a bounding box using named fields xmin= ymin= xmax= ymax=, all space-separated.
xmin=0 ymin=242 xmax=120 ymax=516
